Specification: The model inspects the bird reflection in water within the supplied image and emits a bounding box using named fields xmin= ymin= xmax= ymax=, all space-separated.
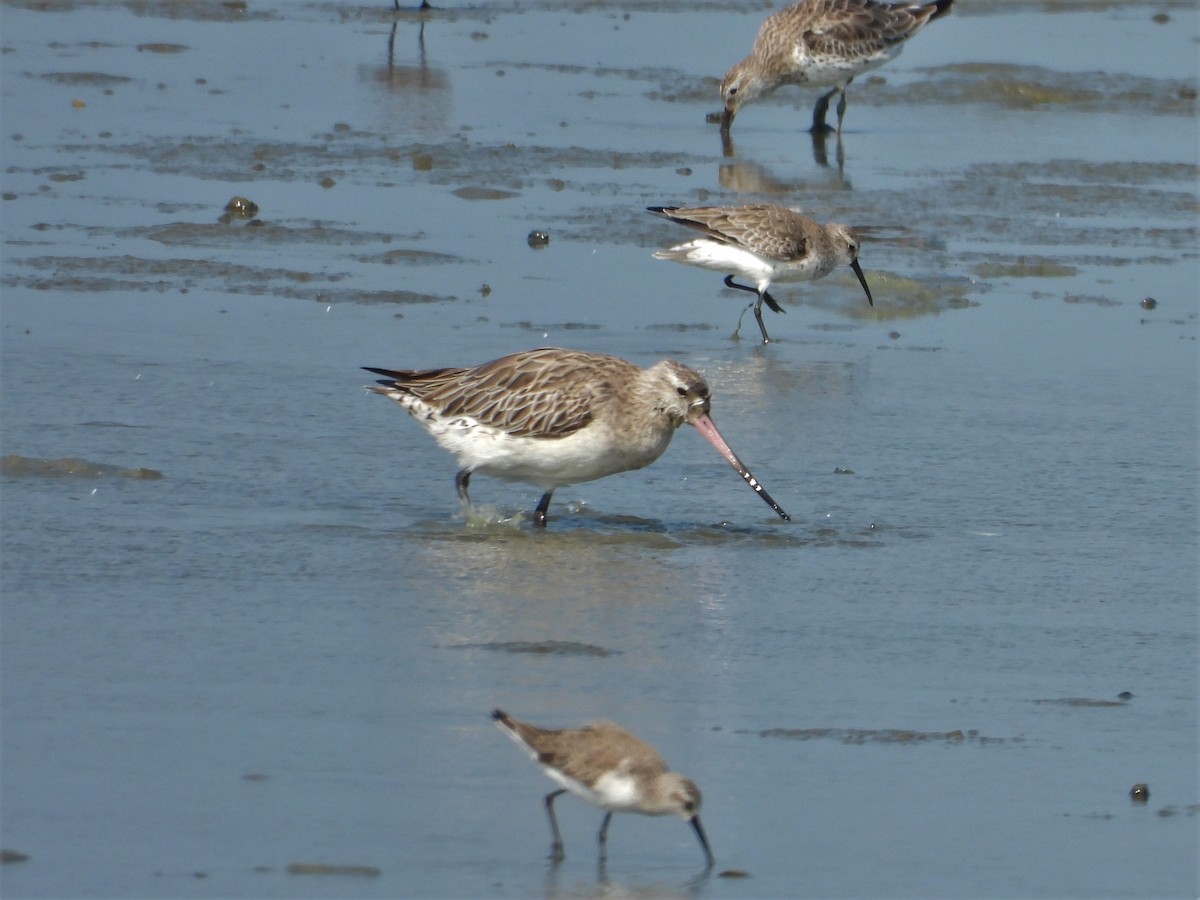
xmin=718 ymin=126 xmax=847 ymax=180
xmin=364 ymin=8 xmax=451 ymax=137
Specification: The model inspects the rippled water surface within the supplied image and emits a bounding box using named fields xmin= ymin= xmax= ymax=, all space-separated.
xmin=2 ymin=0 xmax=1197 ymax=897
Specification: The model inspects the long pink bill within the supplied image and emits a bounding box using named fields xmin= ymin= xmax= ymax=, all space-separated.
xmin=690 ymin=414 xmax=790 ymax=522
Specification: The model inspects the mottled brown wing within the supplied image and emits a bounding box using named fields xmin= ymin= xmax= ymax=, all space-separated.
xmin=658 ymin=205 xmax=809 ymax=261
xmin=805 ymin=0 xmax=938 ymax=57
xmin=369 ymin=349 xmax=628 ymax=439
xmin=536 ymin=721 xmax=669 ymax=783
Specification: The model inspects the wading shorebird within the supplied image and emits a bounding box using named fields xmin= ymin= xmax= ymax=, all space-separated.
xmin=491 ymin=709 xmax=714 ymax=866
xmin=718 ymin=0 xmax=955 ymax=135
xmin=649 ymin=204 xmax=874 ymax=344
xmin=363 ymin=348 xmax=790 ymax=526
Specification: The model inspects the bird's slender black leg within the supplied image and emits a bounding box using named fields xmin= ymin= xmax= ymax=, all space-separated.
xmin=752 ymin=293 xmax=773 ymax=344
xmin=811 ymin=87 xmax=838 ymax=134
xmin=597 ymin=811 xmax=613 ymax=861
xmin=455 ymin=469 xmax=472 ymax=515
xmin=544 ymin=789 xmax=567 ymax=862
xmin=724 ymin=275 xmax=783 ymax=313
xmin=835 ymin=87 xmax=849 ymax=134
xmin=533 ymin=490 xmax=554 ymax=528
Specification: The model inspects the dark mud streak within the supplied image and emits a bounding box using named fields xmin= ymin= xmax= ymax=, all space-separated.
xmin=448 ymin=640 xmax=621 ymax=656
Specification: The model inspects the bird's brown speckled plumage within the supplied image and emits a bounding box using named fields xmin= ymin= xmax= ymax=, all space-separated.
xmin=651 ymin=203 xmax=836 ymax=263
xmin=491 ymin=709 xmax=714 ymax=865
xmin=720 ymin=0 xmax=954 ymax=134
xmin=366 ymin=348 xmax=639 ymax=440
xmin=649 ymin=204 xmax=874 ymax=343
xmin=363 ymin=348 xmax=789 ymax=525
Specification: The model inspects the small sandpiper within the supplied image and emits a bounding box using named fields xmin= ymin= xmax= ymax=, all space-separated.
xmin=363 ymin=348 xmax=790 ymax=525
xmin=649 ymin=204 xmax=874 ymax=343
xmin=718 ymin=0 xmax=955 ymax=135
xmin=491 ymin=709 xmax=714 ymax=866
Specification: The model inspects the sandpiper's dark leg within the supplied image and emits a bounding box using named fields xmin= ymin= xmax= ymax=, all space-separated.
xmin=455 ymin=469 xmax=472 ymax=510
xmin=752 ymin=293 xmax=773 ymax=344
xmin=811 ymin=87 xmax=838 ymax=133
xmin=723 ymin=274 xmax=757 ymax=297
xmin=533 ymin=490 xmax=554 ymax=528
xmin=723 ymin=275 xmax=782 ymax=313
xmin=596 ymin=811 xmax=614 ymax=860
xmin=835 ymin=87 xmax=849 ymax=134
xmin=544 ymin=789 xmax=567 ymax=861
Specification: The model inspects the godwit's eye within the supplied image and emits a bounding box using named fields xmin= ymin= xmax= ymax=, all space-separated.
xmin=676 ymin=386 xmax=688 ymax=397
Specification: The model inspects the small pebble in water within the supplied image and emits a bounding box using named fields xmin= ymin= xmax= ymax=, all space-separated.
xmin=1130 ymin=783 xmax=1149 ymax=803
xmin=1140 ymin=297 xmax=1156 ymax=310
xmin=718 ymin=869 xmax=751 ymax=878
xmin=527 ymin=230 xmax=550 ymax=248
xmin=1117 ymin=691 xmax=1133 ymax=700
xmin=224 ymin=196 xmax=259 ymax=219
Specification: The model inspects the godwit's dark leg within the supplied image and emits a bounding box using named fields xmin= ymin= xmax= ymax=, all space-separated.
xmin=544 ymin=789 xmax=567 ymax=861
xmin=533 ymin=490 xmax=554 ymax=528
xmin=834 ymin=84 xmax=850 ymax=134
xmin=811 ymin=87 xmax=839 ymax=133
xmin=596 ymin=811 xmax=614 ymax=860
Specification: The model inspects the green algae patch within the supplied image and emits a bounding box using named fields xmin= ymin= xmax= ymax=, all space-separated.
xmin=1 ymin=455 xmax=163 ymax=480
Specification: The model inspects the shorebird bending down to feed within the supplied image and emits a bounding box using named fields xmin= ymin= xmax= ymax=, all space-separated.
xmin=363 ymin=348 xmax=790 ymax=526
xmin=718 ymin=0 xmax=954 ymax=135
xmin=649 ymin=204 xmax=874 ymax=344
xmin=491 ymin=709 xmax=714 ymax=866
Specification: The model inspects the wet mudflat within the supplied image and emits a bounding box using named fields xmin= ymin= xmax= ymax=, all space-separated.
xmin=1 ymin=0 xmax=1197 ymax=897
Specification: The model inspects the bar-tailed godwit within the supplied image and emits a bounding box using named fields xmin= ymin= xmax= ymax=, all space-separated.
xmin=363 ymin=348 xmax=790 ymax=525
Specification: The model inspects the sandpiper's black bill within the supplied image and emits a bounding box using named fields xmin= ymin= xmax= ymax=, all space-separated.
xmin=851 ymin=259 xmax=874 ymax=307
xmin=691 ymin=815 xmax=715 ymax=867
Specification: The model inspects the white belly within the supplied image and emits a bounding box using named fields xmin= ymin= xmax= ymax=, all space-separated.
xmin=428 ymin=414 xmax=674 ymax=490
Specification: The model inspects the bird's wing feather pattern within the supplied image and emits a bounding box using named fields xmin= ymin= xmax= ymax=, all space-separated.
xmin=368 ymin=349 xmax=632 ymax=439
xmin=803 ymin=0 xmax=946 ymax=57
xmin=653 ymin=205 xmax=809 ymax=261
xmin=534 ymin=721 xmax=670 ymax=783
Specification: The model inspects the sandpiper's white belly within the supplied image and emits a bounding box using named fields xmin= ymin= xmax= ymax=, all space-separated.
xmin=540 ymin=762 xmax=646 ymax=814
xmin=657 ymin=239 xmax=834 ymax=289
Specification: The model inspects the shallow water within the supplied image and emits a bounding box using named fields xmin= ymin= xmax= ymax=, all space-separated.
xmin=1 ymin=0 xmax=1197 ymax=897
